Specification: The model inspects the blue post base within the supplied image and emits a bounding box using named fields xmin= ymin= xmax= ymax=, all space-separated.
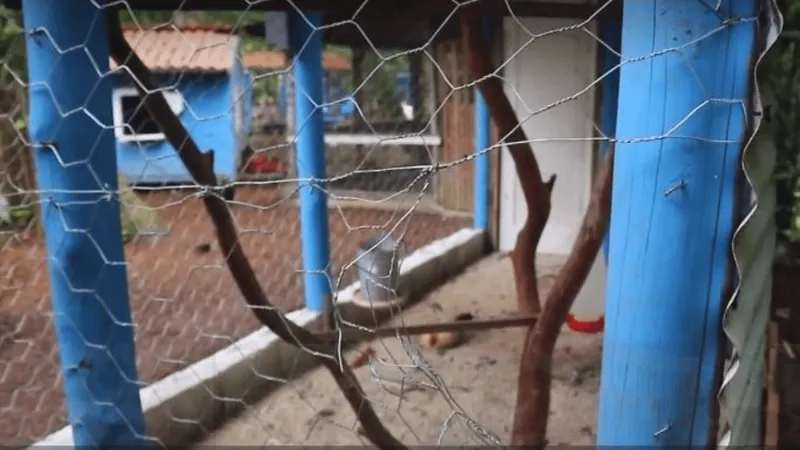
xmin=288 ymin=11 xmax=332 ymax=312
xmin=597 ymin=1 xmax=756 ymax=446
xmin=22 ymin=1 xmax=146 ymax=446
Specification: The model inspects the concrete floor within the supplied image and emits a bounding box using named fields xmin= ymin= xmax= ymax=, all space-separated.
xmin=195 ymin=253 xmax=604 ymax=446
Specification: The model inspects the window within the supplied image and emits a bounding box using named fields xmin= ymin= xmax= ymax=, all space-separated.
xmin=112 ymin=87 xmax=184 ymax=143
xmin=121 ymin=95 xmax=159 ymax=135
xmin=233 ymin=82 xmax=243 ymax=133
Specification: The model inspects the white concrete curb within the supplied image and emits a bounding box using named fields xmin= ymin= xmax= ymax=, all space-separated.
xmin=29 ymin=227 xmax=487 ymax=448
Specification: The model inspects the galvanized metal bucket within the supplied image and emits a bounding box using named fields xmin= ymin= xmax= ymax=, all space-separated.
xmin=355 ymin=235 xmax=401 ymax=303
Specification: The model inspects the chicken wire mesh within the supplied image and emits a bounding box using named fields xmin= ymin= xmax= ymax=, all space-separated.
xmin=247 ymin=46 xmax=440 ymax=198
xmin=0 ymin=0 xmax=759 ymax=447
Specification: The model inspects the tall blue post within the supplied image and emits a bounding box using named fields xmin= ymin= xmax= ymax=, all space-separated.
xmin=473 ymin=21 xmax=493 ymax=231
xmin=288 ymin=11 xmax=331 ymax=312
xmin=597 ymin=1 xmax=756 ymax=446
xmin=21 ymin=1 xmax=147 ymax=447
xmin=598 ymin=18 xmax=621 ymax=261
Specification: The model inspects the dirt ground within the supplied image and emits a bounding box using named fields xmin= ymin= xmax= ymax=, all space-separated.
xmin=0 ymin=185 xmax=468 ymax=446
xmin=197 ymin=253 xmax=604 ymax=447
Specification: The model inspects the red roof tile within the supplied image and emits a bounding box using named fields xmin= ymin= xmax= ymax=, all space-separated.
xmin=110 ymin=26 xmax=239 ymax=73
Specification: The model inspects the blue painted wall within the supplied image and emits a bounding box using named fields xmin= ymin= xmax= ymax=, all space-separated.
xmin=114 ymin=66 xmax=252 ymax=185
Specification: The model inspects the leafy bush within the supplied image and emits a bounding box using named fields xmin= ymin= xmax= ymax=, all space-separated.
xmin=764 ymin=0 xmax=800 ymax=259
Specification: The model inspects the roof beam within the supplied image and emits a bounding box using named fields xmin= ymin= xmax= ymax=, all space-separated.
xmin=3 ymin=0 xmax=619 ymax=20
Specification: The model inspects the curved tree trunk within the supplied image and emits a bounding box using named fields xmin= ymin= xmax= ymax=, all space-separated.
xmin=512 ymin=146 xmax=614 ymax=448
xmin=460 ymin=10 xmax=552 ymax=317
xmin=462 ymin=9 xmax=616 ymax=447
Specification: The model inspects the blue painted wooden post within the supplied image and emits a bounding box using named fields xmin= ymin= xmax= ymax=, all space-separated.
xmin=288 ymin=11 xmax=332 ymax=312
xmin=597 ymin=1 xmax=757 ymax=446
xmin=21 ymin=1 xmax=147 ymax=446
xmin=473 ymin=21 xmax=494 ymax=231
xmin=598 ymin=18 xmax=621 ymax=261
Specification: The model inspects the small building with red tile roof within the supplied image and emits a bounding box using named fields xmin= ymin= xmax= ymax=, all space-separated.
xmin=110 ymin=25 xmax=253 ymax=185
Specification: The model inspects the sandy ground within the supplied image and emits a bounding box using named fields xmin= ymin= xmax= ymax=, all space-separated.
xmin=196 ymin=253 xmax=603 ymax=446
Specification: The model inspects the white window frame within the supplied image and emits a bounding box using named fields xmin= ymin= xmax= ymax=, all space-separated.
xmin=112 ymin=87 xmax=185 ymax=143
xmin=233 ymin=82 xmax=244 ymax=134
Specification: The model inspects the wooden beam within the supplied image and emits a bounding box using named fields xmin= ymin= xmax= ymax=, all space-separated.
xmin=311 ymin=314 xmax=539 ymax=343
xmin=0 ymin=0 xmax=620 ymax=50
xmin=238 ymin=0 xmax=620 ymax=49
xmin=3 ymin=0 xmax=618 ymax=21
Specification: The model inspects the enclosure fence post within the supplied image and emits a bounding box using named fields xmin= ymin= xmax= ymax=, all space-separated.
xmin=473 ymin=20 xmax=493 ymax=231
xmin=598 ymin=18 xmax=620 ymax=262
xmin=20 ymin=1 xmax=147 ymax=446
xmin=288 ymin=10 xmax=332 ymax=312
xmin=597 ymin=1 xmax=757 ymax=446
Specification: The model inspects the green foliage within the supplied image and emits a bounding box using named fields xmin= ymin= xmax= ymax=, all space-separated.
xmin=359 ymin=50 xmax=408 ymax=121
xmin=0 ymin=5 xmax=25 ymax=87
xmin=763 ymin=0 xmax=800 ymax=253
xmin=0 ymin=4 xmax=27 ymax=124
xmin=0 ymin=204 xmax=32 ymax=229
xmin=121 ymin=221 xmax=137 ymax=244
xmin=117 ymin=174 xmax=167 ymax=241
xmin=9 ymin=204 xmax=31 ymax=221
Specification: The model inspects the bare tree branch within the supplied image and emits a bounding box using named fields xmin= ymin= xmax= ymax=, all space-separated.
xmin=512 ymin=145 xmax=614 ymax=448
xmin=461 ymin=6 xmax=616 ymax=445
xmin=106 ymin=12 xmax=404 ymax=449
xmin=460 ymin=9 xmax=553 ymax=317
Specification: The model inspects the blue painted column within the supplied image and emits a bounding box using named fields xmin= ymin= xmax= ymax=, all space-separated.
xmin=473 ymin=21 xmax=494 ymax=231
xmin=597 ymin=1 xmax=756 ymax=446
xmin=21 ymin=1 xmax=147 ymax=446
xmin=288 ymin=11 xmax=331 ymax=312
xmin=598 ymin=18 xmax=621 ymax=262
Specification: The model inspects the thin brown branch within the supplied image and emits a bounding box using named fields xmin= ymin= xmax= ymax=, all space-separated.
xmin=461 ymin=10 xmax=553 ymax=316
xmin=311 ymin=314 xmax=539 ymax=342
xmin=511 ymin=145 xmax=615 ymax=448
xmin=106 ymin=13 xmax=404 ymax=449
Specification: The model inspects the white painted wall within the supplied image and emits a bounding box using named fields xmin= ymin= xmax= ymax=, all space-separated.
xmin=499 ymin=17 xmax=598 ymax=255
